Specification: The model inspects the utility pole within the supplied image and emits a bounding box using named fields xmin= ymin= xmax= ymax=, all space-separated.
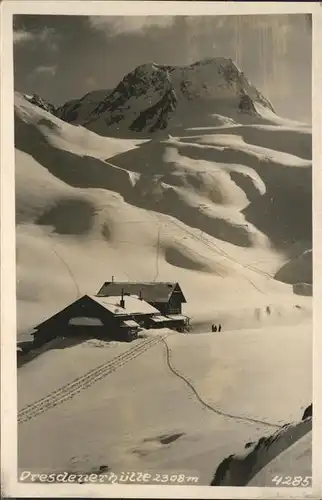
xmin=153 ymin=224 xmax=161 ymax=282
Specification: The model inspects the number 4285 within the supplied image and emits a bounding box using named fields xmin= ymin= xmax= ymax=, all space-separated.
xmin=272 ymin=476 xmax=312 ymax=487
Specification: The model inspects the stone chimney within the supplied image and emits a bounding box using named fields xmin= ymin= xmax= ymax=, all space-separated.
xmin=120 ymin=288 xmax=125 ymax=309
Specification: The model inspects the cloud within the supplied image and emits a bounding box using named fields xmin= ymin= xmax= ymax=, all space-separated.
xmin=13 ymin=30 xmax=36 ymax=45
xmin=13 ymin=26 xmax=59 ymax=51
xmin=88 ymin=16 xmax=175 ymax=37
xmin=33 ymin=65 xmax=57 ymax=77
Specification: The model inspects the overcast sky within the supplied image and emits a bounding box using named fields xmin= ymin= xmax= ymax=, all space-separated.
xmin=13 ymin=14 xmax=312 ymax=122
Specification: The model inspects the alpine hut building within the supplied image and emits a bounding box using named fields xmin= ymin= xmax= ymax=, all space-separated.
xmin=97 ymin=280 xmax=190 ymax=332
xmin=31 ymin=282 xmax=190 ymax=347
xmin=32 ymin=292 xmax=160 ymax=347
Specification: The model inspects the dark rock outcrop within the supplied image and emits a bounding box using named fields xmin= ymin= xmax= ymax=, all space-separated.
xmin=23 ymin=94 xmax=56 ymax=115
xmin=302 ymin=403 xmax=312 ymax=420
xmin=211 ymin=412 xmax=312 ymax=486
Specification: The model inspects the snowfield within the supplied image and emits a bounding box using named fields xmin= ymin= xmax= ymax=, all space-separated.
xmin=15 ymin=93 xmax=312 ymax=336
xmin=18 ymin=326 xmax=311 ymax=484
xmin=15 ymin=57 xmax=312 ymax=485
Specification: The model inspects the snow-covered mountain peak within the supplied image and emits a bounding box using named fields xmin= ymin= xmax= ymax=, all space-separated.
xmin=52 ymin=58 xmax=276 ymax=136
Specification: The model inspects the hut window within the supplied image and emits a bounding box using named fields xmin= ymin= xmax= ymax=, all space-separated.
xmin=69 ymin=317 xmax=104 ymax=326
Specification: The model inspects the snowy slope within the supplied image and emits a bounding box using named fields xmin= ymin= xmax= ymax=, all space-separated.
xmin=14 ymin=89 xmax=312 ymax=334
xmin=248 ymin=431 xmax=312 ymax=486
xmin=212 ymin=416 xmax=312 ymax=486
xmin=18 ymin=326 xmax=312 ymax=485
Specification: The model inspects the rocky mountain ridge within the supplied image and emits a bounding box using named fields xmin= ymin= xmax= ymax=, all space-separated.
xmin=23 ymin=57 xmax=275 ymax=136
xmin=23 ymin=94 xmax=56 ymax=115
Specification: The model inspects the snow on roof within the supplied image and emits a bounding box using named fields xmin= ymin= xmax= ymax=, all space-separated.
xmin=89 ymin=294 xmax=159 ymax=316
xmin=34 ymin=294 xmax=159 ymax=331
xmin=150 ymin=315 xmax=173 ymax=323
xmin=121 ymin=319 xmax=140 ymax=328
xmin=166 ymin=314 xmax=188 ymax=321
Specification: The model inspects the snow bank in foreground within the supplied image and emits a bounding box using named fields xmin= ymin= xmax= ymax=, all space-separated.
xmin=211 ymin=412 xmax=312 ymax=486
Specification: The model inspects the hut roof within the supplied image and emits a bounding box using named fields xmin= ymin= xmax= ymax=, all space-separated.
xmin=89 ymin=295 xmax=159 ymax=316
xmin=34 ymin=294 xmax=159 ymax=332
xmin=97 ymin=282 xmax=186 ymax=303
